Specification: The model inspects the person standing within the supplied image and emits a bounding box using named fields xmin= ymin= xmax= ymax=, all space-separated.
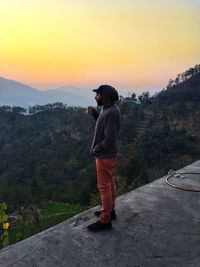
xmin=87 ymin=85 xmax=121 ymax=232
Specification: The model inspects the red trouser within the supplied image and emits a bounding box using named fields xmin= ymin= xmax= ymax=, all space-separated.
xmin=95 ymin=157 xmax=117 ymax=223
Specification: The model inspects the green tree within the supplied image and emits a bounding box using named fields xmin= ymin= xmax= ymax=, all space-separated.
xmin=138 ymin=91 xmax=151 ymax=104
xmin=12 ymin=106 xmax=27 ymax=114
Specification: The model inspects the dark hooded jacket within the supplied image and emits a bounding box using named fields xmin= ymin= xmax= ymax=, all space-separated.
xmin=90 ymin=85 xmax=121 ymax=159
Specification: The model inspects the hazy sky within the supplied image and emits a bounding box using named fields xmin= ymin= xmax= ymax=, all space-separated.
xmin=0 ymin=0 xmax=200 ymax=94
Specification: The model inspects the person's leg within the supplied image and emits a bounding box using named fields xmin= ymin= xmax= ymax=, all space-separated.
xmin=110 ymin=167 xmax=117 ymax=210
xmin=96 ymin=157 xmax=117 ymax=223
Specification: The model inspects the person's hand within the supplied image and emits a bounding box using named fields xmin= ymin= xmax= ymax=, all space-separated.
xmin=86 ymin=106 xmax=97 ymax=115
xmin=93 ymin=145 xmax=101 ymax=154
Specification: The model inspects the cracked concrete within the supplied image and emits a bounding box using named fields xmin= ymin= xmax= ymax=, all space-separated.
xmin=0 ymin=160 xmax=200 ymax=267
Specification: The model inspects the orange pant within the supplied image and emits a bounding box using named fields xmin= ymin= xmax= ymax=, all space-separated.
xmin=95 ymin=157 xmax=117 ymax=223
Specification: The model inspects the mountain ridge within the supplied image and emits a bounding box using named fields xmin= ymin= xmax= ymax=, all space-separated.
xmin=0 ymin=76 xmax=94 ymax=108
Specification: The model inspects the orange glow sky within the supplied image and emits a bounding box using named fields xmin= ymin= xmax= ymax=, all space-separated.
xmin=0 ymin=0 xmax=200 ymax=94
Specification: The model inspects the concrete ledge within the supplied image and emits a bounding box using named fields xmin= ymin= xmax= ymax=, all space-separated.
xmin=0 ymin=161 xmax=200 ymax=267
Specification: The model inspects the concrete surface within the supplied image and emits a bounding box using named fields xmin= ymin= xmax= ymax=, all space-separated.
xmin=0 ymin=160 xmax=200 ymax=267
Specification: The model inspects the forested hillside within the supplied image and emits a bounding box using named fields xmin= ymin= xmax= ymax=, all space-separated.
xmin=0 ymin=65 xmax=200 ymax=214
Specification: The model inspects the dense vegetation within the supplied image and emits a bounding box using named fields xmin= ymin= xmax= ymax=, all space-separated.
xmin=0 ymin=65 xmax=200 ymax=238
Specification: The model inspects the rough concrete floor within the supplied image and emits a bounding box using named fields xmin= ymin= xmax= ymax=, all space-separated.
xmin=0 ymin=161 xmax=200 ymax=267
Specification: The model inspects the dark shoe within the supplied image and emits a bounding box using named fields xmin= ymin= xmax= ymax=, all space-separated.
xmin=87 ymin=220 xmax=112 ymax=232
xmin=94 ymin=209 xmax=116 ymax=220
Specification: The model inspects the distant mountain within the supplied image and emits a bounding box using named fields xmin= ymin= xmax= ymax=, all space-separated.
xmin=54 ymin=85 xmax=92 ymax=97
xmin=0 ymin=77 xmax=94 ymax=108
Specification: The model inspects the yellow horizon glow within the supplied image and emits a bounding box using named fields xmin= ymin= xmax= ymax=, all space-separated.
xmin=0 ymin=0 xmax=200 ymax=92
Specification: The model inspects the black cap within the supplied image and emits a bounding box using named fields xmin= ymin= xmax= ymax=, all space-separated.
xmin=93 ymin=85 xmax=117 ymax=94
xmin=92 ymin=89 xmax=100 ymax=93
xmin=92 ymin=85 xmax=103 ymax=93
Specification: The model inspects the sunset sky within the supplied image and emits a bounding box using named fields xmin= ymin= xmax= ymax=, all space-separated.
xmin=0 ymin=0 xmax=200 ymax=95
